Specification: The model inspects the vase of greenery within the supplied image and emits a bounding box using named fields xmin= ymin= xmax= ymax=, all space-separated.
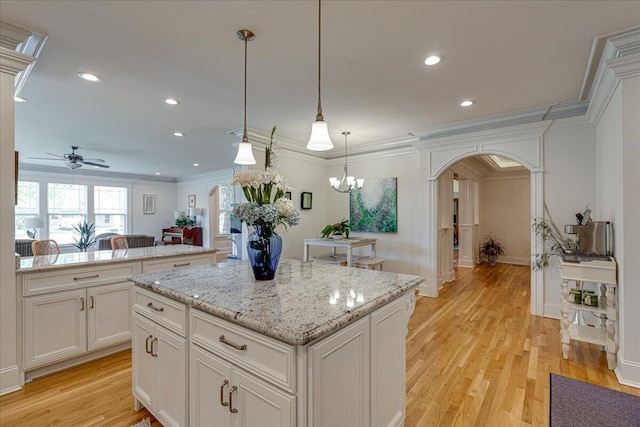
xmin=321 ymin=219 xmax=351 ymax=239
xmin=175 ymin=211 xmax=195 ymax=228
xmin=480 ymin=234 xmax=505 ymax=266
xmin=532 ymin=203 xmax=578 ymax=270
xmin=72 ymin=221 xmax=96 ymax=252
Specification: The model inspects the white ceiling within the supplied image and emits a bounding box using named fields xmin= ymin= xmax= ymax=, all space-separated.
xmin=2 ymin=1 xmax=639 ymax=179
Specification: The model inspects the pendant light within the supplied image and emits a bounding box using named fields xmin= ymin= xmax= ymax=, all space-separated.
xmin=234 ymin=29 xmax=257 ymax=165
xmin=329 ymin=131 xmax=364 ymax=193
xmin=306 ymin=0 xmax=334 ymax=151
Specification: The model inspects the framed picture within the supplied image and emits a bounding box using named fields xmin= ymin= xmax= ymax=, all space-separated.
xmin=188 ymin=194 xmax=196 ymax=207
xmin=143 ymin=194 xmax=155 ymax=214
xmin=301 ymin=192 xmax=312 ymax=210
xmin=285 ymin=191 xmax=292 ymax=200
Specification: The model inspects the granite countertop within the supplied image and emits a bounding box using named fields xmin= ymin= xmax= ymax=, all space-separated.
xmin=130 ymin=259 xmax=423 ymax=346
xmin=17 ymin=245 xmax=218 ymax=272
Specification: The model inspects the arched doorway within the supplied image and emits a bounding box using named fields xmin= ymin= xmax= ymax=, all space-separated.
xmin=416 ymin=121 xmax=549 ymax=316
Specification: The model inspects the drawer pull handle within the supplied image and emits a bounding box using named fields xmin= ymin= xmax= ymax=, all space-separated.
xmin=90 ymin=296 xmax=95 ymax=309
xmin=80 ymin=297 xmax=85 ymax=311
xmin=74 ymin=274 xmax=99 ymax=281
xmin=145 ymin=335 xmax=153 ymax=354
xmin=220 ymin=380 xmax=229 ymax=406
xmin=150 ymin=338 xmax=158 ymax=357
xmin=229 ymin=385 xmax=238 ymax=413
xmin=147 ymin=302 xmax=164 ymax=312
xmin=219 ymin=335 xmax=247 ymax=351
xmin=173 ymin=262 xmax=191 ymax=267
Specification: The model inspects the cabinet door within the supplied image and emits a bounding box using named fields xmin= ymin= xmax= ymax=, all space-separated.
xmin=23 ymin=289 xmax=87 ymax=369
xmin=155 ymin=326 xmax=187 ymax=427
xmin=311 ymin=316 xmax=370 ymax=427
xmin=190 ymin=345 xmax=232 ymax=427
xmin=232 ymin=369 xmax=295 ymax=427
xmin=132 ymin=313 xmax=155 ymax=411
xmin=88 ymin=282 xmax=132 ymax=350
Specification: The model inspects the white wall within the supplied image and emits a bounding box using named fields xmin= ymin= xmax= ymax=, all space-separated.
xmin=479 ymin=171 xmax=530 ymax=265
xmin=131 ymin=180 xmax=178 ymax=241
xmin=542 ymin=118 xmax=597 ymax=317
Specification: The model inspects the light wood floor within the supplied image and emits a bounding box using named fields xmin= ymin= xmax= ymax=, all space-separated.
xmin=1 ymin=263 xmax=637 ymax=426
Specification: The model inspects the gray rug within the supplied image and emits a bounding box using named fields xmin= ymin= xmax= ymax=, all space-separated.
xmin=550 ymin=374 xmax=640 ymax=427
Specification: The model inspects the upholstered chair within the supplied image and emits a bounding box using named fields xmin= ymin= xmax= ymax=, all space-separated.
xmin=110 ymin=236 xmax=129 ymax=250
xmin=31 ymin=239 xmax=60 ymax=256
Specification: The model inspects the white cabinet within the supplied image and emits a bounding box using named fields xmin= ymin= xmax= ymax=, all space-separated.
xmin=23 ymin=281 xmax=132 ymax=369
xmin=133 ymin=312 xmax=187 ymax=427
xmin=190 ymin=344 xmax=295 ymax=427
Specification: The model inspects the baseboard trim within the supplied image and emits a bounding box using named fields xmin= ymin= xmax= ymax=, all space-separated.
xmin=544 ymin=303 xmax=561 ymax=319
xmin=0 ymin=365 xmax=22 ymax=396
xmin=615 ymin=359 xmax=640 ymax=389
xmin=24 ymin=341 xmax=131 ymax=383
xmin=498 ymin=256 xmax=530 ymax=266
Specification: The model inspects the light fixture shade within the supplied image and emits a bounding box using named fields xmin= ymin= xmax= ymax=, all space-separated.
xmin=329 ymin=177 xmax=339 ymax=187
xmin=24 ymin=217 xmax=44 ymax=229
xmin=188 ymin=208 xmax=202 ymax=217
xmin=306 ymin=120 xmax=334 ymax=151
xmin=174 ymin=210 xmax=181 ymax=219
xmin=356 ymin=178 xmax=365 ymax=188
xmin=234 ymin=142 xmax=257 ymax=165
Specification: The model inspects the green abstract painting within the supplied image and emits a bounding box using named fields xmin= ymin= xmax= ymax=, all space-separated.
xmin=349 ymin=177 xmax=397 ymax=233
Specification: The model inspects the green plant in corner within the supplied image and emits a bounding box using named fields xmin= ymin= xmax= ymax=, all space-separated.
xmin=480 ymin=234 xmax=506 ymax=266
xmin=321 ymin=219 xmax=351 ymax=238
xmin=72 ymin=221 xmax=96 ymax=252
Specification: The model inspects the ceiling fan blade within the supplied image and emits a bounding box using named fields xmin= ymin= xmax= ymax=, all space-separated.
xmin=27 ymin=157 xmax=66 ymax=161
xmin=45 ymin=152 xmax=66 ymax=158
xmin=80 ymin=160 xmax=110 ymax=168
xmin=82 ymin=158 xmax=105 ymax=162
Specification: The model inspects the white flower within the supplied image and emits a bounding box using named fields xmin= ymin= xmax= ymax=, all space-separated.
xmin=274 ymin=197 xmax=295 ymax=218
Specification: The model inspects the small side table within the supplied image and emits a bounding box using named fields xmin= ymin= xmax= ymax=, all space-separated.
xmin=560 ymin=258 xmax=617 ymax=369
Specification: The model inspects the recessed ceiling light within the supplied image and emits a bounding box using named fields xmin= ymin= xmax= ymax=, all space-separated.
xmin=155 ymin=172 xmax=161 ymax=175
xmin=424 ymin=55 xmax=441 ymax=66
xmin=164 ymin=98 xmax=180 ymax=105
xmin=193 ymin=163 xmax=200 ymax=167
xmin=78 ymin=72 xmax=102 ymax=82
xmin=460 ymin=100 xmax=475 ymax=107
xmin=14 ymin=96 xmax=27 ymax=102
xmin=174 ymin=132 xmax=184 ymax=137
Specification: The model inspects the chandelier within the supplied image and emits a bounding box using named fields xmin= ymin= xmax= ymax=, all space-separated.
xmin=329 ymin=131 xmax=364 ymax=193
xmin=234 ymin=29 xmax=257 ymax=165
xmin=306 ymin=0 xmax=334 ymax=151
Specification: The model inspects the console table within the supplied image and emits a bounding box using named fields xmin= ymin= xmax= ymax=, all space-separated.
xmin=302 ymin=237 xmax=377 ymax=267
xmin=162 ymin=227 xmax=203 ymax=246
xmin=560 ymin=258 xmax=617 ymax=369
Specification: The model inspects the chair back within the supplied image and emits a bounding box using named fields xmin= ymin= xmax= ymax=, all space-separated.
xmin=32 ymin=239 xmax=60 ymax=256
xmin=111 ymin=236 xmax=129 ymax=250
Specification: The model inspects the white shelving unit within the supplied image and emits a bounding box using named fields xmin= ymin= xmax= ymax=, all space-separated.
xmin=560 ymin=258 xmax=617 ymax=369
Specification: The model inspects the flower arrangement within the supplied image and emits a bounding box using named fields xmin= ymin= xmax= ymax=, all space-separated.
xmin=232 ymin=126 xmax=300 ymax=235
xmin=321 ymin=219 xmax=351 ymax=238
xmin=175 ymin=211 xmax=195 ymax=228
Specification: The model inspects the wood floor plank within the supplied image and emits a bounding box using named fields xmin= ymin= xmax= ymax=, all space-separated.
xmin=1 ymin=262 xmax=637 ymax=426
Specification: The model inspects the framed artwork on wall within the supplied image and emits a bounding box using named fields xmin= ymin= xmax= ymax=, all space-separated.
xmin=143 ymin=194 xmax=156 ymax=214
xmin=349 ymin=177 xmax=397 ymax=232
xmin=301 ymin=192 xmax=312 ymax=210
xmin=188 ymin=194 xmax=196 ymax=207
xmin=285 ymin=191 xmax=292 ymax=200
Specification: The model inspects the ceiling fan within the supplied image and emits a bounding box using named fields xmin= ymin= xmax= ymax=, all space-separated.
xmin=28 ymin=146 xmax=110 ymax=169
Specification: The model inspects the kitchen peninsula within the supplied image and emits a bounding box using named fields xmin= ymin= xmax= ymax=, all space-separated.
xmin=129 ymin=259 xmax=423 ymax=427
xmin=16 ymin=245 xmax=217 ymax=385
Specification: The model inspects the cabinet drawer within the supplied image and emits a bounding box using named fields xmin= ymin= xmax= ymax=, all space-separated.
xmin=23 ymin=263 xmax=138 ymax=296
xmin=142 ymin=255 xmax=214 ymax=273
xmin=134 ymin=287 xmax=187 ymax=337
xmin=190 ymin=310 xmax=296 ymax=393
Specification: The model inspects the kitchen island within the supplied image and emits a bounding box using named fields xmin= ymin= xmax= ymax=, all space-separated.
xmin=129 ymin=259 xmax=423 ymax=427
xmin=16 ymin=245 xmax=217 ymax=384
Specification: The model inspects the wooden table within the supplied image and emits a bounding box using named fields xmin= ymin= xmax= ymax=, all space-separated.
xmin=303 ymin=237 xmax=377 ymax=267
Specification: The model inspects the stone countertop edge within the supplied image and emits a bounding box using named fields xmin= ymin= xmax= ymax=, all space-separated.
xmin=132 ymin=274 xmax=423 ymax=346
xmin=17 ymin=245 xmax=218 ymax=273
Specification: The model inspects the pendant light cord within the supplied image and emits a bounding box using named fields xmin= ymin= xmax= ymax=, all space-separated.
xmin=316 ymin=0 xmax=324 ymax=121
xmin=242 ymin=34 xmax=249 ymax=142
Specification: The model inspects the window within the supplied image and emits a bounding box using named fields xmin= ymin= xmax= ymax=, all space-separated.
xmin=48 ymin=183 xmax=87 ymax=244
xmin=95 ymin=186 xmax=127 ymax=235
xmin=15 ymin=181 xmax=40 ymax=239
xmin=217 ymin=185 xmax=233 ymax=235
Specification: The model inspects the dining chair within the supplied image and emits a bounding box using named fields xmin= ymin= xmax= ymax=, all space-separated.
xmin=110 ymin=236 xmax=129 ymax=250
xmin=31 ymin=239 xmax=60 ymax=256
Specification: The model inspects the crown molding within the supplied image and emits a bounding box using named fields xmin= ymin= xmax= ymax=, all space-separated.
xmin=176 ymin=167 xmax=235 ymax=184
xmin=19 ymin=163 xmax=177 ymax=183
xmin=325 ymin=144 xmax=418 ymax=167
xmin=0 ymin=47 xmax=34 ymax=75
xmin=0 ymin=21 xmax=31 ymax=50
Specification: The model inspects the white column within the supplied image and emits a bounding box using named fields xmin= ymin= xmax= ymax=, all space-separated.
xmin=0 ymin=46 xmax=35 ymax=395
xmin=438 ymin=170 xmax=455 ymax=284
xmin=419 ymin=178 xmax=439 ymax=297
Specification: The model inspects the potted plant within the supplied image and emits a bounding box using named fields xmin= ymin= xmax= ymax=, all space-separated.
xmin=532 ymin=203 xmax=578 ymax=270
xmin=72 ymin=221 xmax=97 ymax=252
xmin=321 ymin=219 xmax=351 ymax=239
xmin=480 ymin=234 xmax=505 ymax=266
xmin=175 ymin=211 xmax=195 ymax=228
